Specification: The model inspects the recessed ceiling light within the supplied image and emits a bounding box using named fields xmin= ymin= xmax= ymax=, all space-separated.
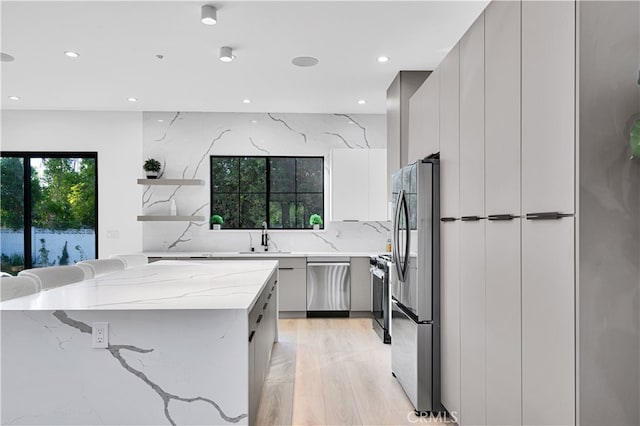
xmin=357 ymin=99 xmax=367 ymax=105
xmin=157 ymin=119 xmax=164 ymax=123
xmin=64 ymin=51 xmax=80 ymax=58
xmin=292 ymin=56 xmax=319 ymax=67
xmin=201 ymin=5 xmax=217 ymax=25
xmin=1 ymin=53 xmax=15 ymax=62
xmin=8 ymin=96 xmax=20 ymax=101
xmin=377 ymin=56 xmax=390 ymax=63
xmin=242 ymin=99 xmax=251 ymax=104
xmin=251 ymin=120 xmax=257 ymax=124
xmin=127 ymin=97 xmax=138 ymax=102
xmin=348 ymin=121 xmax=354 ymax=125
xmin=219 ymin=46 xmax=234 ymax=62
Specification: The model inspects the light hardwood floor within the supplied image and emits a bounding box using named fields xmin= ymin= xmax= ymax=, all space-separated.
xmin=255 ymin=318 xmax=451 ymax=426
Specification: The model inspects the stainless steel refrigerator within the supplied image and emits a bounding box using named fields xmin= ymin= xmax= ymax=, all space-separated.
xmin=391 ymin=155 xmax=441 ymax=414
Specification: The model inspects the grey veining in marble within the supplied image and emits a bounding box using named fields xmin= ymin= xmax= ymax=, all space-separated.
xmin=53 ymin=310 xmax=247 ymax=425
xmin=267 ymin=113 xmax=308 ymax=143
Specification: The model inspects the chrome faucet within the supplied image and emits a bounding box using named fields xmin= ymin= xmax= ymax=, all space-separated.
xmin=261 ymin=221 xmax=269 ymax=251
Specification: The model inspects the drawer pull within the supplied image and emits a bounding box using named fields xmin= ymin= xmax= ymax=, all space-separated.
xmin=257 ymin=314 xmax=263 ymax=324
xmin=441 ymin=217 xmax=458 ymax=222
xmin=267 ymin=293 xmax=272 ymax=300
xmin=249 ymin=331 xmax=255 ymax=342
xmin=263 ymin=302 xmax=268 ymax=310
xmin=279 ymin=268 xmax=294 ymax=271
xmin=488 ymin=214 xmax=518 ymax=221
xmin=461 ymin=216 xmax=483 ymax=221
xmin=526 ymin=212 xmax=573 ymax=220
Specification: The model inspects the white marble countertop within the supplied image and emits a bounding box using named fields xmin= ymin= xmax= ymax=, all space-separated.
xmin=144 ymin=251 xmax=383 ymax=258
xmin=0 ymin=260 xmax=278 ymax=311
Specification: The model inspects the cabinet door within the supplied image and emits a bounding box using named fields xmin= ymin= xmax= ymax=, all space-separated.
xmin=439 ymin=45 xmax=460 ymax=219
xmin=350 ymin=257 xmax=372 ymax=311
xmin=368 ymin=149 xmax=388 ymax=221
xmin=522 ymin=217 xmax=575 ymax=426
xmin=486 ymin=218 xmax=521 ymax=426
xmin=331 ymin=149 xmax=368 ymax=221
xmin=440 ymin=220 xmax=460 ymax=416
xmin=459 ymin=14 xmax=485 ymax=216
xmin=248 ymin=328 xmax=257 ymax=424
xmin=408 ymin=70 xmax=439 ymax=162
xmin=459 ymin=219 xmax=486 ymax=426
xmin=522 ymin=1 xmax=575 ymax=214
xmin=485 ymin=0 xmax=521 ymax=216
xmin=278 ymin=268 xmax=306 ymax=311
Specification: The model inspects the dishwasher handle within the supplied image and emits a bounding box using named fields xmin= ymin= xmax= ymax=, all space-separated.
xmin=307 ymin=262 xmax=350 ymax=267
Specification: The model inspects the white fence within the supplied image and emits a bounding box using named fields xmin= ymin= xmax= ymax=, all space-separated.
xmin=0 ymin=228 xmax=96 ymax=267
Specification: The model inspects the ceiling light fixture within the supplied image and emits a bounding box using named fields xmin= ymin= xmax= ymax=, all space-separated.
xmin=242 ymin=99 xmax=251 ymax=104
xmin=64 ymin=51 xmax=80 ymax=58
xmin=1 ymin=53 xmax=15 ymax=62
xmin=377 ymin=56 xmax=389 ymax=63
xmin=201 ymin=5 xmax=217 ymax=25
xmin=127 ymin=97 xmax=138 ymax=102
xmin=219 ymin=46 xmax=234 ymax=62
xmin=358 ymin=99 xmax=367 ymax=105
xmin=8 ymin=96 xmax=20 ymax=101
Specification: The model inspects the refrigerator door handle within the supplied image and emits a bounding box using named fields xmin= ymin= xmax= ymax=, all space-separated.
xmin=393 ymin=190 xmax=404 ymax=281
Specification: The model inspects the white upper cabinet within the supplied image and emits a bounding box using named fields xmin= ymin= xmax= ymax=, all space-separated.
xmin=459 ymin=13 xmax=485 ymax=217
xmin=408 ymin=70 xmax=440 ymax=162
xmin=485 ymin=0 xmax=521 ymax=216
xmin=439 ymin=44 xmax=461 ymax=219
xmin=331 ymin=149 xmax=387 ymax=222
xmin=522 ymin=0 xmax=575 ymax=214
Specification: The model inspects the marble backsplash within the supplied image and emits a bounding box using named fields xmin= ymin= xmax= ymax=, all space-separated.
xmin=142 ymin=112 xmax=390 ymax=253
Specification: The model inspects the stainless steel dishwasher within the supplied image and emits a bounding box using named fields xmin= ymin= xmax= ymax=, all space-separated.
xmin=306 ymin=256 xmax=351 ymax=317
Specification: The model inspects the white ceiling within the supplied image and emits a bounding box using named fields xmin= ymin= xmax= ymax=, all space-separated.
xmin=1 ymin=1 xmax=488 ymax=114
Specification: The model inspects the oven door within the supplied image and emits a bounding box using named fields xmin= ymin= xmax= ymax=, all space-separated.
xmin=371 ymin=267 xmax=385 ymax=327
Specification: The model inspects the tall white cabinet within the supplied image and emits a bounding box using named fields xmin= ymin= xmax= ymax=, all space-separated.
xmin=429 ymin=1 xmax=577 ymax=425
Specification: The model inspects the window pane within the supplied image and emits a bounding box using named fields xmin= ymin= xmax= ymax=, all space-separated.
xmin=296 ymin=158 xmax=323 ymax=193
xmin=270 ymin=158 xmax=295 ymax=193
xmin=211 ymin=157 xmax=239 ymax=193
xmin=0 ymin=157 xmax=25 ymax=275
xmin=269 ymin=193 xmax=296 ymax=229
xmin=239 ymin=157 xmax=266 ymax=193
xmin=212 ymin=193 xmax=239 ymax=229
xmin=239 ymin=194 xmax=266 ymax=228
xmin=297 ymin=193 xmax=324 ymax=229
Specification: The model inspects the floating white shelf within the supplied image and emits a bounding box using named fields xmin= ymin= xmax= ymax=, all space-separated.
xmin=137 ymin=216 xmax=205 ymax=222
xmin=137 ymin=179 xmax=204 ymax=186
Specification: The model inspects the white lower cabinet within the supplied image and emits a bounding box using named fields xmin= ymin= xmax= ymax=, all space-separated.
xmin=522 ymin=217 xmax=575 ymax=426
xmin=486 ymin=219 xmax=521 ymax=425
xmin=459 ymin=219 xmax=486 ymax=426
xmin=278 ymin=267 xmax=306 ymax=311
xmin=440 ymin=220 xmax=461 ymax=418
xmin=350 ymin=257 xmax=372 ymax=311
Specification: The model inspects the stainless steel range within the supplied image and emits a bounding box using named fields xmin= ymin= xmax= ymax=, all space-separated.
xmin=370 ymin=254 xmax=392 ymax=343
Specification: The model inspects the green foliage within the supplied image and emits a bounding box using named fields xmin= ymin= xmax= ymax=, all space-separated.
xmin=309 ymin=214 xmax=323 ymax=225
xmin=143 ymin=158 xmax=162 ymax=172
xmin=0 ymin=157 xmax=25 ymax=230
xmin=1 ymin=253 xmax=25 ymax=274
xmin=210 ymin=214 xmax=224 ymax=225
xmin=36 ymin=238 xmax=54 ymax=267
xmin=631 ymin=119 xmax=640 ymax=159
xmin=31 ymin=158 xmax=96 ymax=230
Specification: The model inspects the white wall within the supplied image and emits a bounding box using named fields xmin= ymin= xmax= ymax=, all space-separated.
xmin=1 ymin=110 xmax=143 ymax=258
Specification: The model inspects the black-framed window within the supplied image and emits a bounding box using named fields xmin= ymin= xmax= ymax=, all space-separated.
xmin=210 ymin=156 xmax=324 ymax=229
xmin=0 ymin=152 xmax=98 ymax=274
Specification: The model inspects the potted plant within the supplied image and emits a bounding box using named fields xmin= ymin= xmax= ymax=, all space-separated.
xmin=309 ymin=214 xmax=323 ymax=230
xmin=210 ymin=214 xmax=224 ymax=230
xmin=143 ymin=158 xmax=162 ymax=179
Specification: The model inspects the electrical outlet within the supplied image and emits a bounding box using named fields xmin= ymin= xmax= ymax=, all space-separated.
xmin=92 ymin=322 xmax=109 ymax=348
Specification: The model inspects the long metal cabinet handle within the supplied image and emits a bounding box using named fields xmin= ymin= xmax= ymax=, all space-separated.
xmin=461 ymin=216 xmax=483 ymax=221
xmin=279 ymin=267 xmax=294 ymax=271
xmin=256 ymin=314 xmax=263 ymax=324
xmin=525 ymin=212 xmax=573 ymax=220
xmin=488 ymin=214 xmax=519 ymax=221
xmin=441 ymin=217 xmax=458 ymax=222
xmin=249 ymin=331 xmax=255 ymax=342
xmin=263 ymin=302 xmax=268 ymax=310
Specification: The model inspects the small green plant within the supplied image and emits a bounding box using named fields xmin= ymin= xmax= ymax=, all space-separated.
xmin=143 ymin=158 xmax=162 ymax=173
xmin=210 ymin=214 xmax=224 ymax=225
xmin=309 ymin=214 xmax=323 ymax=226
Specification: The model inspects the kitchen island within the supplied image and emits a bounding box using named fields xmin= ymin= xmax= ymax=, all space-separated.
xmin=0 ymin=260 xmax=278 ymax=426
